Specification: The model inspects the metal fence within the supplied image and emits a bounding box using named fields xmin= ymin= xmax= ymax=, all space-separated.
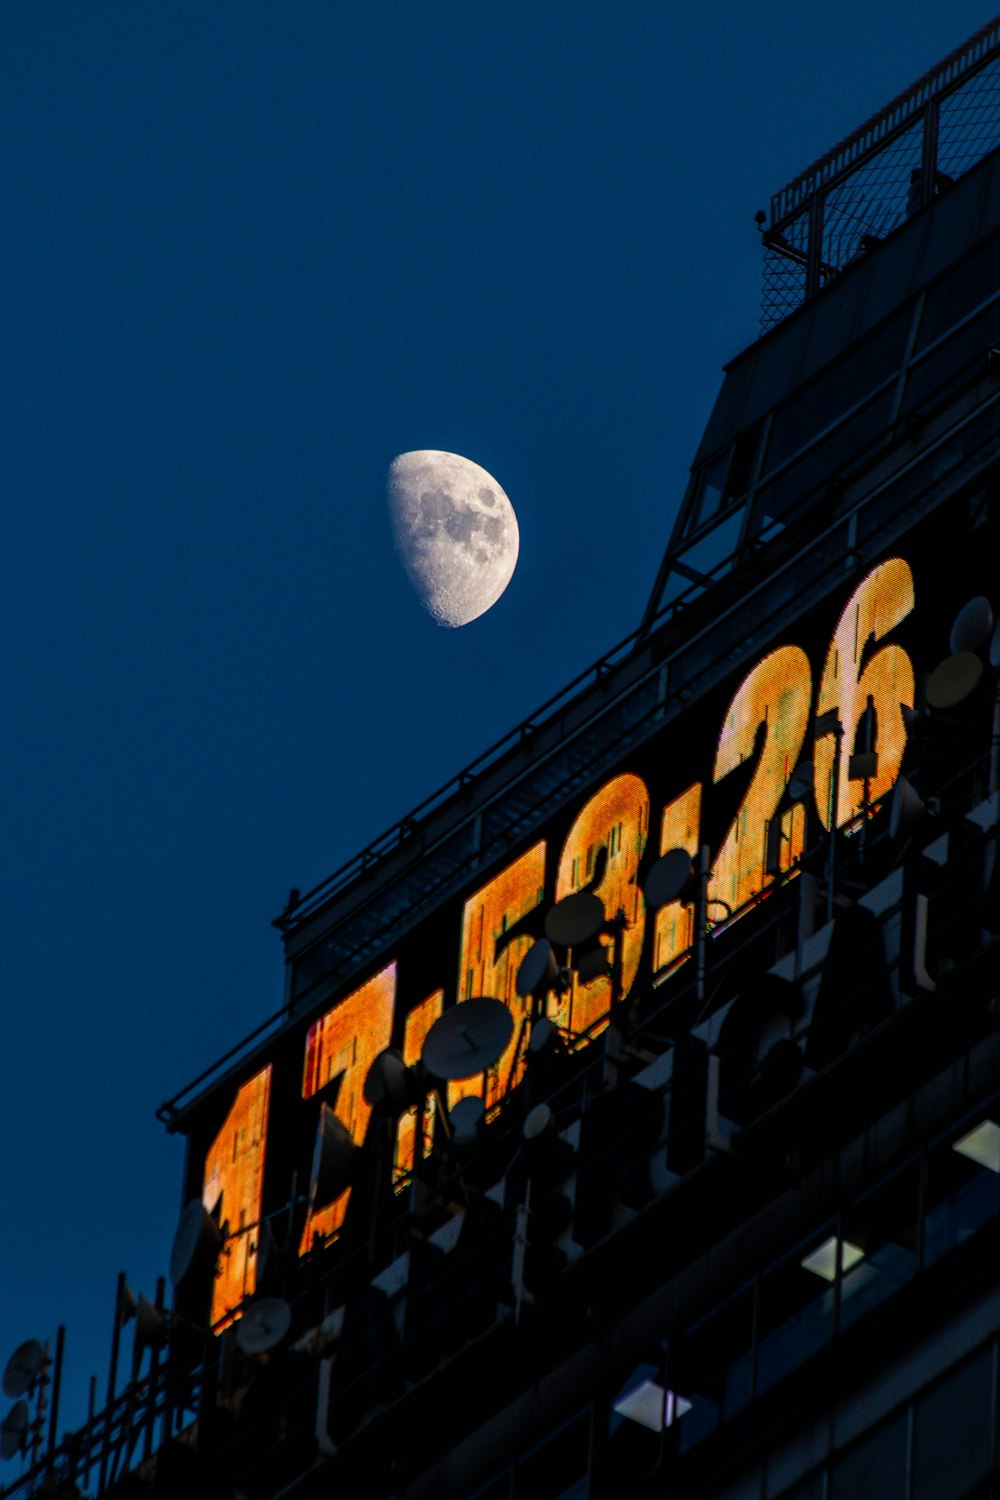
xmin=762 ymin=18 xmax=1000 ymax=330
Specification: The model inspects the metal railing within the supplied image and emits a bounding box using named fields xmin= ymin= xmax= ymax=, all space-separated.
xmin=761 ymin=16 xmax=1000 ymax=328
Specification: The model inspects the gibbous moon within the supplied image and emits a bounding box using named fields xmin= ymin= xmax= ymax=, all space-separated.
xmin=387 ymin=450 xmax=519 ymax=627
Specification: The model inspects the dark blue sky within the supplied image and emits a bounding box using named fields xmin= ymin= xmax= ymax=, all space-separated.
xmin=0 ymin=1 xmax=990 ymax=1442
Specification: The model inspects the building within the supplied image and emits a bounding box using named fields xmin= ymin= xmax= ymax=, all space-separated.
xmin=5 ymin=17 xmax=1000 ymax=1500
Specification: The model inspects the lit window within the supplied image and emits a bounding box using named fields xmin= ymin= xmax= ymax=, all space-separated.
xmin=952 ymin=1119 xmax=1000 ymax=1173
xmin=800 ymin=1236 xmax=864 ymax=1281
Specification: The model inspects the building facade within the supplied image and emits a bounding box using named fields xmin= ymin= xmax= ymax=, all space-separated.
xmin=5 ymin=19 xmax=1000 ymax=1500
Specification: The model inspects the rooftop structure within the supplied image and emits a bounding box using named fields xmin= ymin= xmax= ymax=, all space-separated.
xmin=3 ymin=21 xmax=1000 ymax=1500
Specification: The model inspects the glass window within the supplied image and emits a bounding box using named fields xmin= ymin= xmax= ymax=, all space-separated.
xmin=764 ymin=310 xmax=909 ymax=474
xmin=675 ymin=1283 xmax=755 ymax=1453
xmin=672 ymin=507 xmax=745 ymax=587
xmin=757 ymin=1237 xmax=835 ymax=1395
xmin=900 ymin=299 xmax=1000 ymax=415
xmin=924 ymin=1128 xmax=1000 ymax=1268
xmin=839 ymin=1161 xmax=919 ymax=1331
xmin=751 ymin=386 xmax=893 ymax=538
xmin=912 ymin=1349 xmax=994 ymax=1500
xmin=916 ymin=232 xmax=1000 ymax=349
xmin=515 ymin=1411 xmax=589 ymax=1500
xmin=829 ymin=1413 xmax=907 ymax=1500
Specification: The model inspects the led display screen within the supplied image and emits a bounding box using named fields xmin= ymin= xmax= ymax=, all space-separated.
xmin=178 ymin=496 xmax=1000 ymax=1327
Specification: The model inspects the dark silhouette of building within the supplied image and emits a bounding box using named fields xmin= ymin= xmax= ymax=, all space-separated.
xmin=6 ymin=18 xmax=1000 ymax=1500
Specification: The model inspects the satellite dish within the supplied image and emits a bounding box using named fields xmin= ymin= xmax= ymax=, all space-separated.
xmin=2 ymin=1340 xmax=45 ymax=1400
xmin=644 ymin=849 xmax=694 ymax=910
xmin=925 ymin=651 xmax=984 ymax=709
xmin=170 ymin=1200 xmax=223 ymax=1289
xmin=421 ymin=998 xmax=513 ymax=1081
xmin=528 ymin=1016 xmax=559 ymax=1054
xmin=235 ymin=1298 xmax=292 ymax=1357
xmin=523 ymin=1103 xmax=552 ymax=1141
xmin=121 ymin=1287 xmax=138 ymax=1325
xmin=516 ymin=939 xmax=559 ymax=999
xmin=787 ymin=761 xmax=814 ymax=803
xmin=363 ymin=1047 xmax=411 ymax=1112
xmin=990 ymin=621 xmax=1000 ymax=670
xmin=950 ymin=595 xmax=993 ymax=654
xmin=890 ymin=778 xmax=925 ymax=839
xmin=449 ymin=1095 xmax=485 ymax=1147
xmin=0 ymin=1400 xmax=28 ymax=1461
xmin=134 ymin=1296 xmax=164 ymax=1351
xmin=544 ymin=890 xmax=605 ymax=948
xmin=310 ymin=1104 xmax=355 ymax=1209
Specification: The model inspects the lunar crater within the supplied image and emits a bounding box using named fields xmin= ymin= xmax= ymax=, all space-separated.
xmin=388 ymin=450 xmax=519 ymax=627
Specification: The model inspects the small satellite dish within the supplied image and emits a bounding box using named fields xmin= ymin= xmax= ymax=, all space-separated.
xmin=2 ymin=1340 xmax=45 ymax=1401
xmin=544 ymin=890 xmax=605 ymax=948
xmin=990 ymin=621 xmax=1000 ymax=670
xmin=235 ymin=1298 xmax=292 ymax=1357
xmin=787 ymin=761 xmax=814 ymax=803
xmin=516 ymin=939 xmax=558 ymax=999
xmin=528 ymin=1016 xmax=558 ymax=1054
xmin=0 ymin=1400 xmax=28 ymax=1461
xmin=363 ymin=1047 xmax=411 ymax=1112
xmin=310 ymin=1104 xmax=355 ymax=1209
xmin=421 ymin=998 xmax=513 ymax=1081
xmin=170 ymin=1200 xmax=223 ymax=1289
xmin=950 ymin=595 xmax=993 ymax=654
xmin=890 ymin=778 xmax=925 ymax=839
xmin=121 ymin=1287 xmax=138 ymax=1325
xmin=925 ymin=651 xmax=984 ymax=709
xmin=644 ymin=849 xmax=694 ymax=910
xmin=134 ymin=1296 xmax=164 ymax=1351
xmin=449 ymin=1094 xmax=485 ymax=1147
xmin=523 ymin=1103 xmax=553 ymax=1141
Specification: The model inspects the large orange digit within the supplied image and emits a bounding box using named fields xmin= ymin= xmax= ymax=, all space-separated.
xmin=202 ymin=1064 xmax=272 ymax=1328
xmin=299 ymin=963 xmax=396 ymax=1252
xmin=554 ymin=773 xmax=649 ymax=1035
xmin=709 ymin=647 xmax=812 ymax=917
xmin=653 ymin=782 xmax=701 ymax=976
xmin=814 ymin=559 xmax=915 ymax=829
xmin=452 ymin=841 xmax=547 ymax=1112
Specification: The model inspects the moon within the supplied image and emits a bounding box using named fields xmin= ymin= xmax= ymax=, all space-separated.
xmin=387 ymin=450 xmax=519 ymax=627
